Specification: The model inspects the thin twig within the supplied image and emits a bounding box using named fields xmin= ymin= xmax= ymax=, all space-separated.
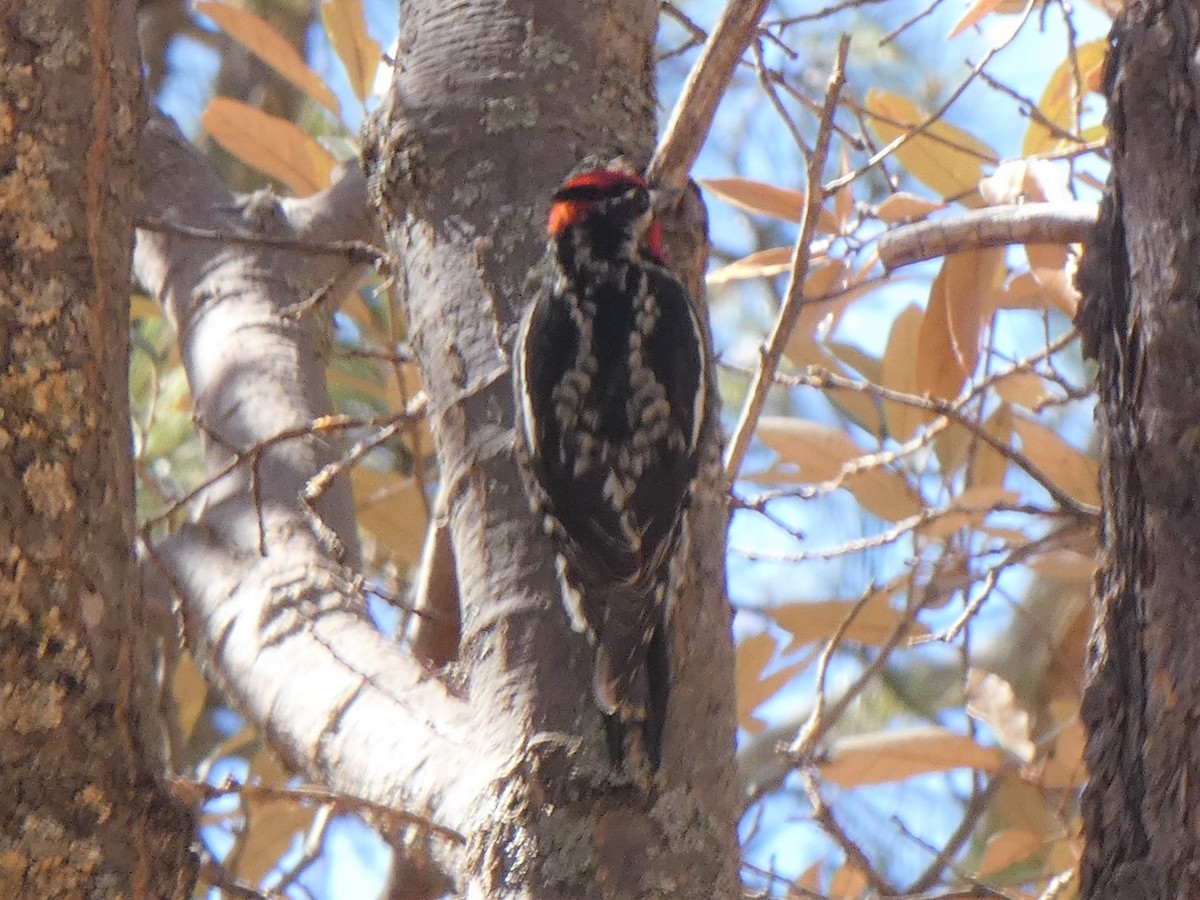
xmin=791 ymin=584 xmax=878 ymax=761
xmin=649 ymin=0 xmax=771 ymax=189
xmin=905 ymin=778 xmax=1000 ymax=893
xmin=825 ymin=0 xmax=1039 ymax=194
xmin=767 ymin=0 xmax=891 ymax=28
xmin=724 ymin=35 xmax=851 ymax=481
xmin=175 ymin=777 xmax=466 ymax=844
xmin=137 ymin=216 xmax=386 ymax=265
xmin=803 ymin=769 xmax=897 ymax=894
xmin=781 ymin=365 xmax=1097 ymax=519
xmin=879 ymin=0 xmax=948 ymax=47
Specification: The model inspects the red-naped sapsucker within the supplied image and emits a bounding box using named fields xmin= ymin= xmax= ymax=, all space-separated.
xmin=513 ymin=166 xmax=708 ymax=771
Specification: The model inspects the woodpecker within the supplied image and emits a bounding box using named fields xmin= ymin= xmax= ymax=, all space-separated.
xmin=513 ymin=165 xmax=708 ymax=771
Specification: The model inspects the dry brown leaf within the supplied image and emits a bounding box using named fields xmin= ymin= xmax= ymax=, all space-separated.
xmin=820 ymin=726 xmax=1005 ymax=786
xmin=171 ymin=651 xmax=208 ymax=744
xmin=933 ymin=419 xmax=976 ymax=475
xmin=993 ymin=370 xmax=1051 ymax=410
xmin=770 ymin=585 xmax=929 ymax=650
xmin=989 ymin=272 xmax=1053 ymax=312
xmin=196 ymin=2 xmax=338 ymax=113
xmin=946 ymin=0 xmax=1026 ymax=39
xmin=204 ymin=98 xmax=336 ymax=195
xmin=756 ymin=417 xmax=922 ymax=521
xmin=352 ymin=468 xmax=429 ymax=566
xmin=321 ymin=0 xmax=382 ymax=101
xmin=917 ymin=249 xmax=1003 ymax=400
xmin=1025 ymin=548 xmax=1096 ymax=583
xmin=780 ymin=260 xmax=860 ymax=366
xmin=1026 ymin=243 xmax=1081 ymax=317
xmin=876 ymin=191 xmax=945 ymax=223
xmin=969 ymin=404 xmax=1014 ymax=489
xmin=1023 ymin=38 xmax=1108 ymax=155
xmin=881 ymin=305 xmax=935 ymax=441
xmin=1011 ymin=415 xmax=1100 ymax=506
xmin=826 ymin=341 xmax=885 ymax=436
xmin=966 ymin=669 xmax=1035 ymax=762
xmin=829 ymin=865 xmax=869 ymax=897
xmin=994 ymin=776 xmax=1059 ymax=835
xmin=735 ymin=632 xmax=804 ymax=734
xmin=231 ymin=751 xmax=315 ymax=886
xmin=1034 ymin=716 xmax=1087 ymax=789
xmin=865 ymin=90 xmax=996 ymax=204
xmin=833 ymin=147 xmax=854 ymax=233
xmin=919 ymin=486 xmax=1019 ymax=538
xmin=699 ymin=177 xmax=839 ymax=231
xmin=977 ymin=828 xmax=1045 ymax=878
xmin=706 ymin=246 xmax=793 ymax=285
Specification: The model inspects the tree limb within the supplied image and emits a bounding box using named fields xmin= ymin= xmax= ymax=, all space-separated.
xmin=649 ymin=0 xmax=770 ymax=189
xmin=133 ymin=115 xmax=496 ymax=839
xmin=878 ymin=201 xmax=1099 ymax=271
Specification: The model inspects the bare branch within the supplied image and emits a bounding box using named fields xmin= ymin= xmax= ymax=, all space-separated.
xmin=649 ymin=0 xmax=770 ymax=189
xmin=133 ymin=115 xmax=495 ymax=839
xmin=723 ymin=35 xmax=851 ymax=480
xmin=878 ymin=201 xmax=1099 ymax=270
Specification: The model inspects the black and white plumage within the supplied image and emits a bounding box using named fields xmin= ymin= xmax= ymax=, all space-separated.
xmin=513 ymin=166 xmax=708 ymax=771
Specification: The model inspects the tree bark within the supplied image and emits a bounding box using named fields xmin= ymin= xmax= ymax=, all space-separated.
xmin=364 ymin=1 xmax=739 ymax=896
xmin=1077 ymin=1 xmax=1200 ymax=895
xmin=0 ymin=1 xmax=195 ymax=895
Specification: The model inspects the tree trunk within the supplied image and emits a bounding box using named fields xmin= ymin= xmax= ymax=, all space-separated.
xmin=1077 ymin=1 xmax=1200 ymax=895
xmin=364 ymin=0 xmax=739 ymax=895
xmin=0 ymin=1 xmax=195 ymax=895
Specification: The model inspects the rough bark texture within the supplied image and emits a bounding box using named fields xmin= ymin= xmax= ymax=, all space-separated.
xmin=364 ymin=0 xmax=739 ymax=896
xmin=1076 ymin=1 xmax=1200 ymax=895
xmin=0 ymin=2 xmax=195 ymax=896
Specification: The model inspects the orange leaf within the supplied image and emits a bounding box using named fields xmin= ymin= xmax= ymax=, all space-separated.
xmin=780 ymin=260 xmax=854 ymax=365
xmin=735 ymin=632 xmax=804 ymax=733
xmin=977 ymin=829 xmax=1045 ymax=878
xmin=865 ymin=89 xmax=997 ymax=205
xmin=947 ymin=0 xmax=1006 ymax=39
xmin=993 ymin=370 xmax=1051 ymax=410
xmin=204 ymin=98 xmax=336 ymax=195
xmin=1023 ymin=38 xmax=1108 ymax=155
xmin=917 ymin=249 xmax=1003 ymax=399
xmin=881 ymin=304 xmax=935 ymax=441
xmin=706 ymin=247 xmax=793 ymax=285
xmin=196 ymin=2 xmax=338 ymax=113
xmin=876 ymin=191 xmax=945 ymax=223
xmin=699 ymin=177 xmax=839 ymax=231
xmin=829 ymin=865 xmax=868 ymax=897
xmin=833 ymin=147 xmax=854 ymax=232
xmin=969 ymin=404 xmax=1014 ymax=489
xmin=770 ymin=587 xmax=930 ymax=650
xmin=1011 ymin=415 xmax=1100 ymax=506
xmin=1036 ymin=717 xmax=1087 ymax=788
xmin=919 ymin=486 xmax=1019 ymax=538
xmin=755 ymin=417 xmax=923 ymax=521
xmin=821 ymin=727 xmax=1004 ymax=786
xmin=321 ymin=0 xmax=382 ymax=102
xmin=1025 ymin=548 xmax=1096 ymax=583
xmin=1026 ymin=243 xmax=1081 ymax=317
xmin=352 ymin=468 xmax=429 ymax=567
xmin=826 ymin=341 xmax=885 ymax=436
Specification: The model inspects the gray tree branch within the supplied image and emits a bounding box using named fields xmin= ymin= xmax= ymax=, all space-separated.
xmin=132 ymin=116 xmax=495 ymax=842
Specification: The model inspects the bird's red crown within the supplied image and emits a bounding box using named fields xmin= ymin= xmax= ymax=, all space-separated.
xmin=547 ymin=168 xmax=666 ymax=264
